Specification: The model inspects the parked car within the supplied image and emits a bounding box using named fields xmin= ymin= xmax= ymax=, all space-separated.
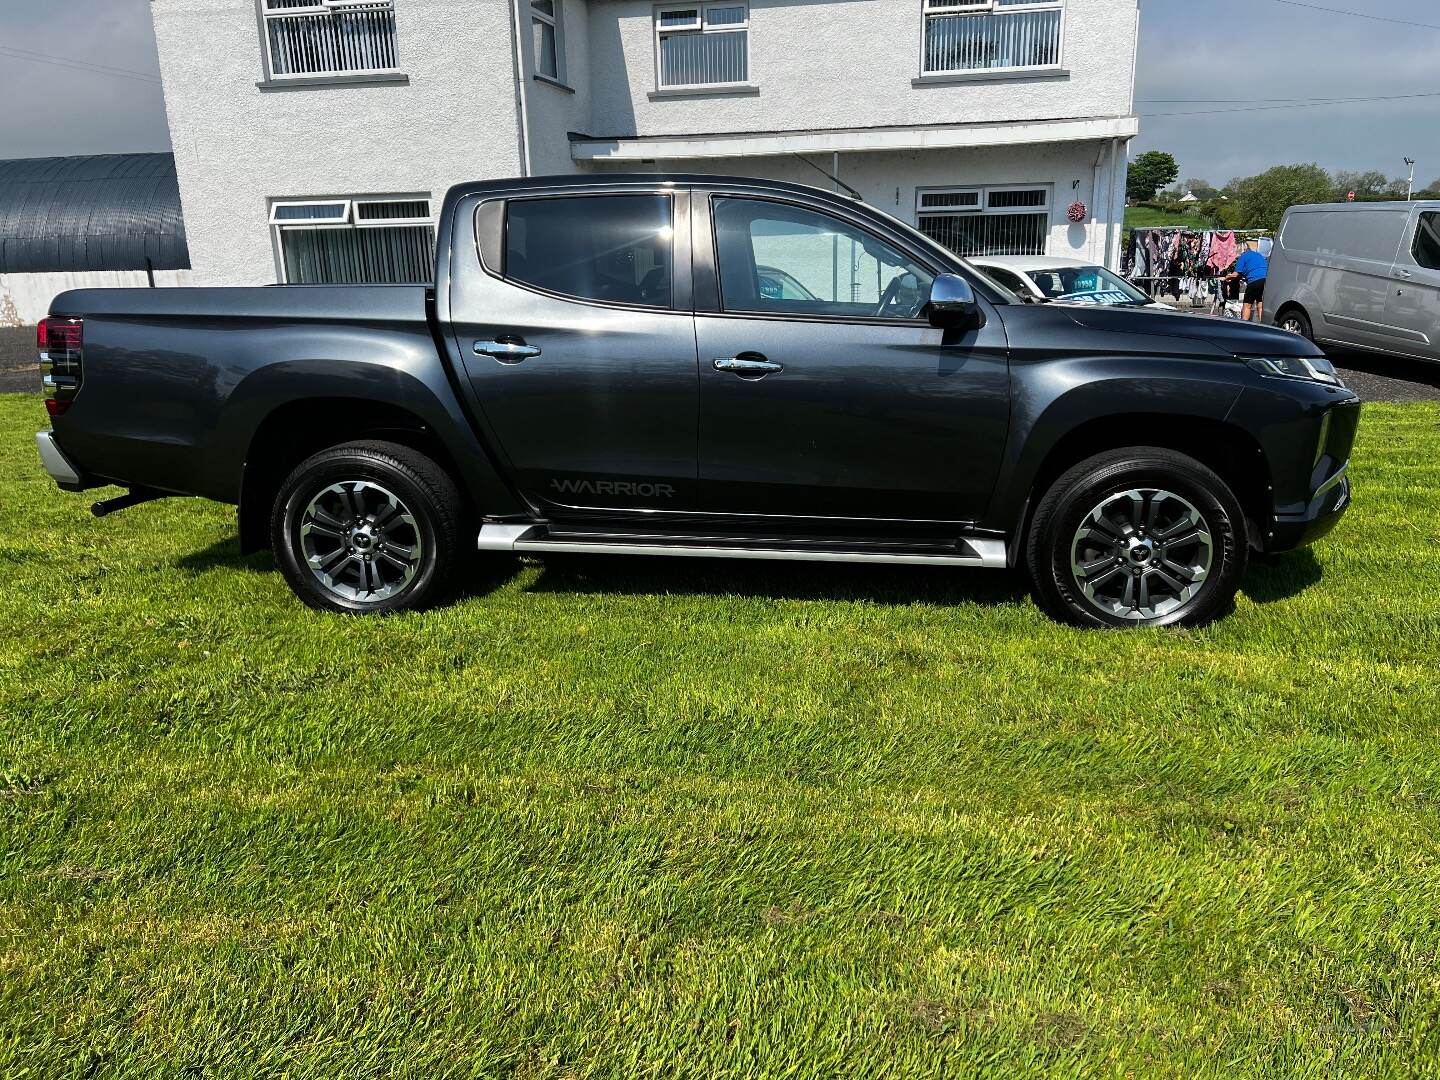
xmin=968 ymin=255 xmax=1171 ymax=310
xmin=36 ymin=174 xmax=1359 ymax=628
xmin=1267 ymin=200 xmax=1440 ymax=362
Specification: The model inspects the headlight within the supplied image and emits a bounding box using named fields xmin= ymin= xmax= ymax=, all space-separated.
xmin=1245 ymin=356 xmax=1345 ymax=388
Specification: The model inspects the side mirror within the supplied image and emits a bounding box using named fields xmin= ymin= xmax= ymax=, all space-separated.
xmin=926 ymin=273 xmax=984 ymax=330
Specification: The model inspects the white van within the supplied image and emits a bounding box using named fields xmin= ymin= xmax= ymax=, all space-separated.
xmin=1267 ymin=200 xmax=1440 ymax=362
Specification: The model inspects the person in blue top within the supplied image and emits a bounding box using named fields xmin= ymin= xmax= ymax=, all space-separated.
xmin=1227 ymin=238 xmax=1270 ymax=323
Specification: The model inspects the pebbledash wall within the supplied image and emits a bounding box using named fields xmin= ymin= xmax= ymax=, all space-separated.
xmin=150 ymin=0 xmax=1139 ymax=287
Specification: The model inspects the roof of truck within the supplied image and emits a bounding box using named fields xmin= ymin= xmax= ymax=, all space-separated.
xmin=0 ymin=153 xmax=191 ymax=274
xmin=445 ymin=172 xmax=864 ymax=207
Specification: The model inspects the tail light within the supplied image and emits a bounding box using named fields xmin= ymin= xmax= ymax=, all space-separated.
xmin=39 ymin=317 xmax=83 ymax=418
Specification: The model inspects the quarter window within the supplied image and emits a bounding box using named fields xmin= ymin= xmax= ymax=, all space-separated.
xmin=916 ymin=186 xmax=1051 ymax=257
xmin=505 ymin=196 xmax=675 ymax=308
xmin=713 ymin=198 xmax=935 ymax=320
xmin=655 ymin=3 xmax=749 ymax=89
xmin=921 ymin=0 xmax=1064 ymax=76
xmin=1413 ymin=212 xmax=1440 ymax=272
xmin=260 ymin=0 xmax=400 ymax=81
xmin=270 ymin=196 xmax=434 ymax=284
xmin=531 ymin=0 xmax=563 ymax=81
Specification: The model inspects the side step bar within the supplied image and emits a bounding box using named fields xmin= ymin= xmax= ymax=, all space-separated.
xmin=477 ymin=523 xmax=1008 ymax=568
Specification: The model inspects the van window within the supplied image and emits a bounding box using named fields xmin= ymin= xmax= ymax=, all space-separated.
xmin=1414 ymin=212 xmax=1440 ymax=272
xmin=505 ymin=195 xmax=674 ymax=307
xmin=1280 ymin=209 xmax=1409 ymax=264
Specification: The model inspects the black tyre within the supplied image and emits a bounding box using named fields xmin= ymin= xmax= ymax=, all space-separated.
xmin=1277 ymin=307 xmax=1313 ymax=341
xmin=1025 ymin=447 xmax=1248 ymax=629
xmin=270 ymin=440 xmax=466 ymax=615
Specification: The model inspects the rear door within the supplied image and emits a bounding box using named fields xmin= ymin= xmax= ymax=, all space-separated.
xmin=1385 ymin=207 xmax=1440 ymax=361
xmin=447 ymin=188 xmax=699 ymax=515
xmin=692 ymin=192 xmax=1010 ymax=523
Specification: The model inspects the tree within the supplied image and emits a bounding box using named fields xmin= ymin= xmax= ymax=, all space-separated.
xmin=1332 ymin=170 xmax=1390 ymax=199
xmin=1182 ymin=177 xmax=1221 ymax=201
xmin=1127 ymin=151 xmax=1180 ymax=202
xmin=1227 ymin=163 xmax=1335 ymax=230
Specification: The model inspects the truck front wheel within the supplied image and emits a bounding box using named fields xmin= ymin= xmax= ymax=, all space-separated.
xmin=271 ymin=441 xmax=466 ymax=615
xmin=1024 ymin=447 xmax=1249 ymax=629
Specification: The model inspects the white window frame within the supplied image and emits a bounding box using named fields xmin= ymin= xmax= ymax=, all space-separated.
xmin=531 ymin=0 xmax=566 ymax=83
xmin=654 ymin=2 xmax=751 ymax=91
xmin=919 ymin=0 xmax=1066 ymax=78
xmin=269 ymin=195 xmax=434 ymax=282
xmin=259 ymin=0 xmax=401 ymax=82
xmin=915 ymin=184 xmax=1053 ymax=256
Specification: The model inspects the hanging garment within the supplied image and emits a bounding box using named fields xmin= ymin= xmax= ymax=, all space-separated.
xmin=1207 ymin=232 xmax=1238 ymax=274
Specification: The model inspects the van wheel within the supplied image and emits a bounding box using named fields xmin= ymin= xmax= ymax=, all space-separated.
xmin=1278 ymin=307 xmax=1313 ymax=341
xmin=1024 ymin=447 xmax=1248 ymax=629
xmin=271 ymin=440 xmax=466 ymax=615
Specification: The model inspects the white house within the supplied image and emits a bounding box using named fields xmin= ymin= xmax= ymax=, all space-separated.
xmin=150 ymin=0 xmax=1139 ymax=287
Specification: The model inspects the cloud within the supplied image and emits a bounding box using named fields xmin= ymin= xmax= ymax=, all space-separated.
xmin=0 ymin=0 xmax=170 ymax=159
xmin=1133 ymin=0 xmax=1440 ymax=183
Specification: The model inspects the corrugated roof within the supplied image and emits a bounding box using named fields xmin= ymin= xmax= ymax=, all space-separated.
xmin=0 ymin=153 xmax=191 ymax=274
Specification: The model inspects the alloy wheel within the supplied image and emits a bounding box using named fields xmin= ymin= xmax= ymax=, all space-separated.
xmin=1069 ymin=488 xmax=1214 ymax=621
xmin=298 ymin=481 xmax=423 ymax=604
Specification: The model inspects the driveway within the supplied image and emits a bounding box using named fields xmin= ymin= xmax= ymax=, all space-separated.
xmin=1329 ymin=349 xmax=1440 ymax=404
xmin=0 ymin=326 xmax=38 ymax=393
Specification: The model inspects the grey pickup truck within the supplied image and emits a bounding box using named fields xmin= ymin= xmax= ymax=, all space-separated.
xmin=36 ymin=174 xmax=1359 ymax=628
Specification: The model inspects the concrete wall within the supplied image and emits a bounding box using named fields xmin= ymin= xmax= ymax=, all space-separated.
xmin=0 ymin=271 xmax=195 ymax=327
xmin=593 ymin=141 xmax=1127 ymax=266
xmin=523 ymin=0 xmax=594 ymax=176
xmin=152 ymin=0 xmax=526 ymax=286
xmin=583 ymin=0 xmax=1138 ymax=139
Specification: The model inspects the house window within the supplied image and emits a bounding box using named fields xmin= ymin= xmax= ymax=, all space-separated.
xmin=260 ymin=0 xmax=400 ymax=81
xmin=921 ymin=0 xmax=1064 ymax=76
xmin=531 ymin=0 xmax=563 ymax=81
xmin=270 ymin=196 xmax=434 ymax=284
xmin=655 ymin=3 xmax=748 ymax=89
xmin=916 ymin=186 xmax=1051 ymax=257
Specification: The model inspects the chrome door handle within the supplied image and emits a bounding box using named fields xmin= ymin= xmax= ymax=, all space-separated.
xmin=475 ymin=340 xmax=541 ymax=363
xmin=713 ymin=356 xmax=783 ymax=375
xmin=1393 ymin=268 xmax=1414 ymax=279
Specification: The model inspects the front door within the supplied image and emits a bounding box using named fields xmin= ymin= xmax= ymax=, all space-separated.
xmin=1385 ymin=208 xmax=1440 ymax=361
xmin=448 ymin=190 xmax=698 ymax=515
xmin=694 ymin=194 xmax=1010 ymax=523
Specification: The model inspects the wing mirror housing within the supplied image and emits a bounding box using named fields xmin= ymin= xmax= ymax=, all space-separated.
xmin=926 ymin=273 xmax=984 ymax=330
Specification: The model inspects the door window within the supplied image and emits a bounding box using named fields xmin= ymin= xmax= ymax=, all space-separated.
xmin=1414 ymin=212 xmax=1440 ymax=271
xmin=713 ymin=198 xmax=934 ymax=319
xmin=505 ymin=195 xmax=674 ymax=307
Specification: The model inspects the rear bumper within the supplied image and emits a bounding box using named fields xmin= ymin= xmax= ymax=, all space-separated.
xmin=35 ymin=431 xmax=93 ymax=492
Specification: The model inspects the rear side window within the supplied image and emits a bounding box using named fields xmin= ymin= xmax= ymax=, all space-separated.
xmin=1414 ymin=212 xmax=1440 ymax=271
xmin=505 ymin=195 xmax=674 ymax=307
xmin=1280 ymin=209 xmax=1409 ymax=264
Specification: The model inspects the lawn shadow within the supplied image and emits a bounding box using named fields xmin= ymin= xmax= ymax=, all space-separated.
xmin=174 ymin=534 xmax=527 ymax=598
xmin=176 ymin=536 xmax=276 ymax=575
xmin=1241 ymin=548 xmax=1323 ymax=605
xmin=522 ymin=553 xmax=1030 ymax=609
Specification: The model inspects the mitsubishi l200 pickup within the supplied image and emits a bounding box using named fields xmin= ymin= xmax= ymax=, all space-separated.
xmin=36 ymin=174 xmax=1359 ymax=627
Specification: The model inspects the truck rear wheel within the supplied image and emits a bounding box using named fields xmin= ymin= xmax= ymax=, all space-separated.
xmin=271 ymin=440 xmax=465 ymax=615
xmin=1024 ymin=447 xmax=1248 ymax=629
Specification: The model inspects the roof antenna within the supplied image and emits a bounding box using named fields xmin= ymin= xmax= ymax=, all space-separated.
xmin=792 ymin=154 xmax=864 ymax=202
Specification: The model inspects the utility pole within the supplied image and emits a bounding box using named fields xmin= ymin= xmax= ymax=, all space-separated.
xmin=1405 ymin=158 xmax=1416 ymax=201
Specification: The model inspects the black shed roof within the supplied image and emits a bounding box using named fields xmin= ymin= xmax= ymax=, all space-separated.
xmin=0 ymin=153 xmax=191 ymax=274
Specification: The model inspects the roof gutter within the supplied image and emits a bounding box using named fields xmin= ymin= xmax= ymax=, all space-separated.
xmin=507 ymin=0 xmax=532 ymax=176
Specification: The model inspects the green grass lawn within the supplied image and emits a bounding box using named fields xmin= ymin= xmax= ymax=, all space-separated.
xmin=1125 ymin=206 xmax=1222 ymax=230
xmin=3 ymin=393 xmax=1440 ymax=1078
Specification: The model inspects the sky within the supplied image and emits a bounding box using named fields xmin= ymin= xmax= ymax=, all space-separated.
xmin=0 ymin=0 xmax=1437 ymax=189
